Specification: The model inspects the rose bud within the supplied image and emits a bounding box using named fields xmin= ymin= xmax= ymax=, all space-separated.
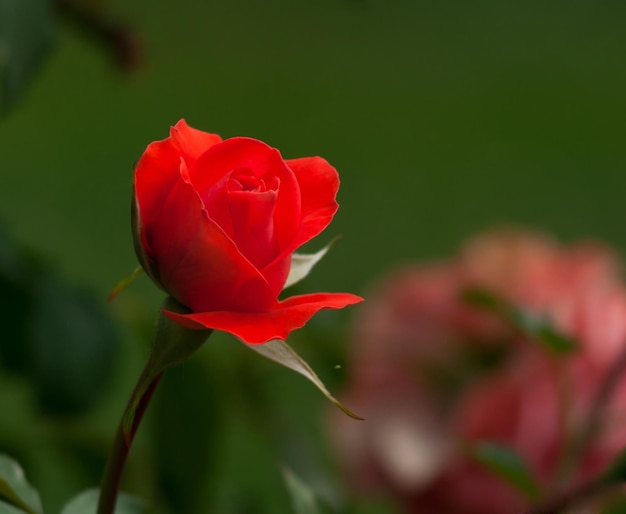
xmin=132 ymin=120 xmax=362 ymax=344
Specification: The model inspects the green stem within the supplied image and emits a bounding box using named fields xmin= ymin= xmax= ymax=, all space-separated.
xmin=97 ymin=297 xmax=212 ymax=513
xmin=97 ymin=363 xmax=163 ymax=514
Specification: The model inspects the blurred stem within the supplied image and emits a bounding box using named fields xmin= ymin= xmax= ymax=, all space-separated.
xmin=97 ymin=362 xmax=163 ymax=514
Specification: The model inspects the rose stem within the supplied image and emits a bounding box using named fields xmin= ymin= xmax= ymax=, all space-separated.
xmin=97 ymin=363 xmax=163 ymax=514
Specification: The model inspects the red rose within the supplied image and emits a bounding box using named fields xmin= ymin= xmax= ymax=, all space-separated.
xmin=132 ymin=120 xmax=362 ymax=344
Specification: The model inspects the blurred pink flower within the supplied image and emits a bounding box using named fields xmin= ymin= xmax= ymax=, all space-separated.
xmin=330 ymin=229 xmax=626 ymax=514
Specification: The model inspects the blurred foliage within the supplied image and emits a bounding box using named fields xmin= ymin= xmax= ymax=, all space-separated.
xmin=60 ymin=489 xmax=145 ymax=514
xmin=3 ymin=0 xmax=626 ymax=513
xmin=0 ymin=0 xmax=56 ymax=113
xmin=462 ymin=287 xmax=578 ymax=354
xmin=468 ymin=442 xmax=542 ymax=501
xmin=0 ymin=454 xmax=42 ymax=513
xmin=0 ymin=223 xmax=118 ymax=415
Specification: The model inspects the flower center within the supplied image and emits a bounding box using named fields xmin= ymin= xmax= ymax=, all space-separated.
xmin=229 ymin=170 xmax=279 ymax=194
xmin=225 ymin=168 xmax=280 ymax=268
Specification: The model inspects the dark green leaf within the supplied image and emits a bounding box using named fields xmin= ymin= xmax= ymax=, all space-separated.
xmin=29 ymin=276 xmax=118 ymax=415
xmin=60 ymin=489 xmax=145 ymax=514
xmin=469 ymin=442 xmax=542 ymax=500
xmin=0 ymin=455 xmax=42 ymax=514
xmin=0 ymin=222 xmax=45 ymax=375
xmin=0 ymin=0 xmax=56 ymax=113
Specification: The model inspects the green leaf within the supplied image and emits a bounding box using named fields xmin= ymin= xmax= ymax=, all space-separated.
xmin=469 ymin=442 xmax=542 ymax=500
xmin=0 ymin=455 xmax=42 ymax=514
xmin=60 ymin=489 xmax=146 ymax=514
xmin=0 ymin=0 xmax=56 ymax=113
xmin=281 ymin=466 xmax=322 ymax=514
xmin=244 ymin=339 xmax=363 ymax=420
xmin=462 ymin=287 xmax=578 ymax=355
xmin=511 ymin=310 xmax=577 ymax=354
xmin=284 ymin=239 xmax=337 ymax=290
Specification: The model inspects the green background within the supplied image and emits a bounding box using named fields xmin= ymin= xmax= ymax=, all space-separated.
xmin=1 ymin=0 xmax=626 ymax=512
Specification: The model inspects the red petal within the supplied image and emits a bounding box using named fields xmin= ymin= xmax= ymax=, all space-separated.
xmin=147 ymin=174 xmax=276 ymax=312
xmin=163 ymin=292 xmax=364 ymax=344
xmin=228 ymin=188 xmax=279 ymax=268
xmin=134 ymin=120 xmax=222 ymax=243
xmin=170 ymin=119 xmax=222 ymax=163
xmin=190 ymin=137 xmax=301 ymax=290
xmin=285 ymin=156 xmax=340 ymax=250
xmin=134 ymin=138 xmax=182 ymax=239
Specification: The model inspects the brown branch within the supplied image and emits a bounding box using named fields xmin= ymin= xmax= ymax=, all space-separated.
xmin=54 ymin=0 xmax=143 ymax=72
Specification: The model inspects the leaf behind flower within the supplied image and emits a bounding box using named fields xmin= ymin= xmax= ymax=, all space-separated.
xmin=284 ymin=239 xmax=338 ymax=290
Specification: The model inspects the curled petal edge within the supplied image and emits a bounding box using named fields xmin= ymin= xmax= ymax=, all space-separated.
xmin=162 ymin=292 xmax=363 ymax=344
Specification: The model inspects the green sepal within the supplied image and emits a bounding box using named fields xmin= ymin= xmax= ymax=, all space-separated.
xmin=284 ymin=238 xmax=339 ymax=290
xmin=0 ymin=455 xmax=42 ymax=514
xmin=244 ymin=339 xmax=363 ymax=420
xmin=108 ymin=266 xmax=143 ymax=302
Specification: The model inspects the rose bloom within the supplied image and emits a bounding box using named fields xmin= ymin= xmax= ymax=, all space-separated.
xmin=331 ymin=229 xmax=626 ymax=514
xmin=133 ymin=120 xmax=362 ymax=344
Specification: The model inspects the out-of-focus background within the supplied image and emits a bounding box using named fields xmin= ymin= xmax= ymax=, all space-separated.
xmin=2 ymin=1 xmax=626 ymax=513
